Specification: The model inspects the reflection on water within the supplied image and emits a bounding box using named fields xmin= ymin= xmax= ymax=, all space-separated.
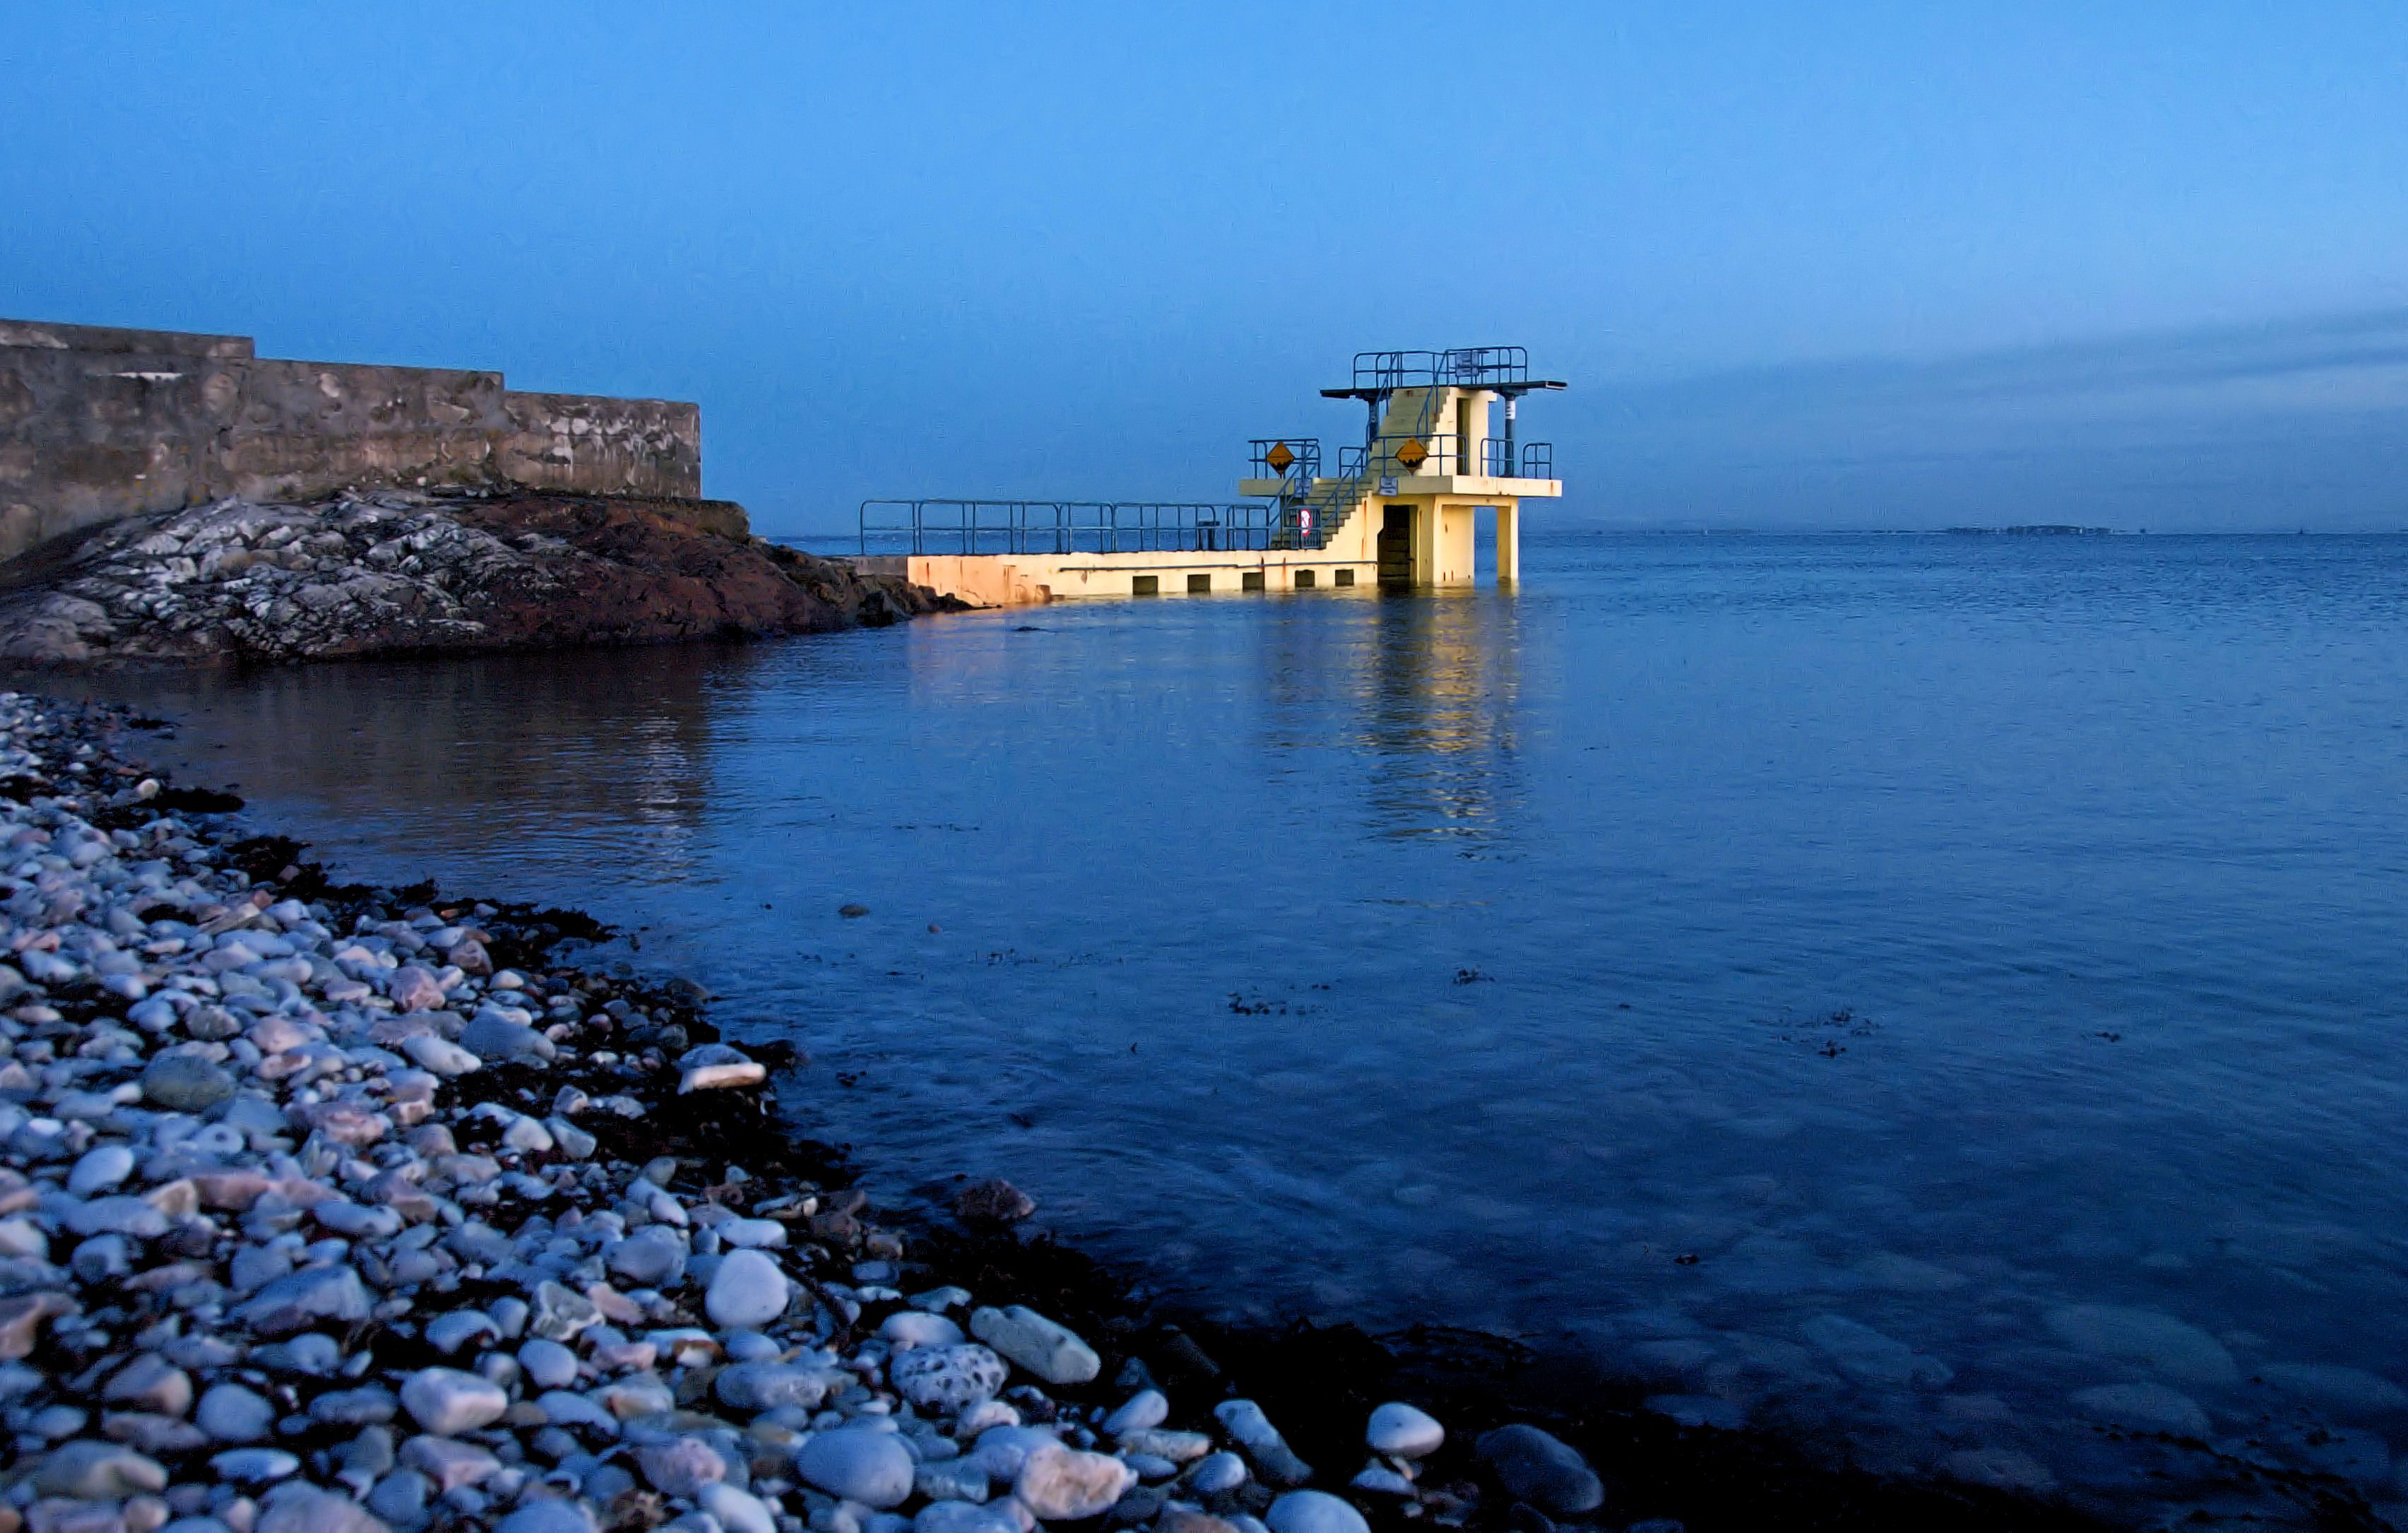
xmin=49 ymin=533 xmax=2408 ymax=1529
xmin=49 ymin=644 xmax=748 ymax=890
xmin=1358 ymin=592 xmax=1523 ymax=843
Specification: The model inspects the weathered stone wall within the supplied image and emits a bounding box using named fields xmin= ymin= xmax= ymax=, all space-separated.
xmin=0 ymin=319 xmax=702 ymax=562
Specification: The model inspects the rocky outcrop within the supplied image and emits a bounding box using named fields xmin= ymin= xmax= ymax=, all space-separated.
xmin=0 ymin=490 xmax=956 ymax=668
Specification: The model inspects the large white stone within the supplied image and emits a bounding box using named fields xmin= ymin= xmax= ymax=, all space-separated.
xmin=706 ymin=1248 xmax=789 ymax=1328
xmin=1365 ymin=1402 xmax=1443 ymax=1458
xmin=969 ymin=1305 xmax=1099 ymax=1385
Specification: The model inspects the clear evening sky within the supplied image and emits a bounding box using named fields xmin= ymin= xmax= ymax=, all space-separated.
xmin=5 ymin=4 xmax=2404 ymax=532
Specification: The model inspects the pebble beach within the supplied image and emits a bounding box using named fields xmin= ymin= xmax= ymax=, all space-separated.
xmin=0 ymin=690 xmax=1667 ymax=1533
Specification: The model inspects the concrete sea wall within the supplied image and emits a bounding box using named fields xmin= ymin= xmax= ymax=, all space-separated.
xmin=0 ymin=319 xmax=701 ymax=562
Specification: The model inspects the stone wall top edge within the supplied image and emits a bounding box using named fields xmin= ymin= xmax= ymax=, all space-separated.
xmin=247 ymin=357 xmax=506 ymax=388
xmin=501 ymin=389 xmax=699 ymax=413
xmin=0 ymin=318 xmax=255 ymax=359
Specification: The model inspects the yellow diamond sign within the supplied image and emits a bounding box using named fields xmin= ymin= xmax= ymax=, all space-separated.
xmin=1394 ymin=438 xmax=1428 ymax=469
xmin=1265 ymin=442 xmax=1295 ymax=473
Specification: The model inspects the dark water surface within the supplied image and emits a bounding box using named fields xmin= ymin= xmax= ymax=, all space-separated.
xmin=58 ymin=532 xmax=2408 ymax=1522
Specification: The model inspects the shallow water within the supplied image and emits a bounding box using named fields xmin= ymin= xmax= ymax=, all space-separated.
xmin=57 ymin=532 xmax=2408 ymax=1523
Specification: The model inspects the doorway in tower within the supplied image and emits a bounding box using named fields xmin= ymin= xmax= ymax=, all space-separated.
xmin=1377 ymin=504 xmax=1413 ymax=586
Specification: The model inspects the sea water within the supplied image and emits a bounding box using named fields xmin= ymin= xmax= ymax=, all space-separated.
xmin=75 ymin=531 xmax=2408 ymax=1522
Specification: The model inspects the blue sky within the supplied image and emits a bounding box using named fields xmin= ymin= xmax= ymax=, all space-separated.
xmin=4 ymin=2 xmax=2404 ymax=531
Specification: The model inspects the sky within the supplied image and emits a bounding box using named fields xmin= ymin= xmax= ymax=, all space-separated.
xmin=4 ymin=2 xmax=2404 ymax=533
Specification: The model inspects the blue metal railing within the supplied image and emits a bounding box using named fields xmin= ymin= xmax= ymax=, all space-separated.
xmin=1349 ymin=347 xmax=1531 ymax=391
xmin=858 ymin=499 xmax=1287 ymax=557
xmin=1247 ymin=439 xmax=1322 ymax=481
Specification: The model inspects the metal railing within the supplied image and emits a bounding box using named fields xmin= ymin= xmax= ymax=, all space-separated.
xmin=858 ymin=499 xmax=1287 ymax=557
xmin=1348 ymin=347 xmax=1531 ymax=391
xmin=1323 ymin=436 xmax=1562 ymax=480
xmin=1478 ymin=438 xmax=1556 ymax=478
xmin=1247 ymin=439 xmax=1322 ymax=480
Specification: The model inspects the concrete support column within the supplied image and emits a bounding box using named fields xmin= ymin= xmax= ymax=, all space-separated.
xmin=1497 ymin=500 xmax=1521 ymax=584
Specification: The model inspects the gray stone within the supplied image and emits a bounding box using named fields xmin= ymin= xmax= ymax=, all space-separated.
xmin=879 ymin=1310 xmax=963 ymax=1349
xmin=68 ymin=1144 xmax=136 ymax=1197
xmin=37 ymin=1439 xmax=170 ymax=1498
xmin=705 ymin=1248 xmax=788 ymax=1328
xmin=2071 ymin=1383 xmax=2213 ymax=1437
xmin=2255 ymin=1363 xmax=2408 ymax=1417
xmin=65 ymin=1195 xmax=170 ymax=1238
xmin=367 ymin=1469 xmax=430 ymax=1524
xmin=1120 ymin=1429 xmax=1211 ymax=1462
xmin=796 ymin=1426 xmax=916 ymax=1508
xmin=530 ymin=1280 xmax=601 ymax=1342
xmin=1798 ymin=1315 xmax=1952 ymax=1387
xmin=494 ymin=1501 xmax=594 ymax=1533
xmin=237 ymin=1265 xmax=372 ymax=1334
xmin=1213 ymin=1400 xmax=1312 ymax=1487
xmin=401 ymin=1034 xmax=479 ymax=1076
xmin=197 ymin=1383 xmax=275 ymax=1442
xmin=103 ymin=1354 xmax=194 ymax=1417
xmin=210 ymin=1447 xmax=301 ymax=1482
xmin=461 ymin=1015 xmax=554 ymax=1065
xmin=1185 ymin=1452 xmax=1248 ymax=1494
xmin=969 ymin=1426 xmax=1059 ymax=1482
xmin=1104 ymin=1390 xmax=1168 ymax=1436
xmin=257 ymin=1485 xmax=391 ymax=1533
xmin=1264 ymin=1492 xmax=1370 ymax=1533
xmin=143 ymin=1054 xmax=235 ymax=1111
xmin=714 ymin=1360 xmax=830 ymax=1413
xmin=913 ymin=1459 xmax=990 ymax=1505
xmin=2044 ymin=1305 xmax=2239 ymax=1386
xmin=307 ymin=1387 xmax=398 ymax=1427
xmin=518 ymin=1338 xmax=580 ymax=1391
xmin=969 ymin=1305 xmax=1098 ymax=1385
xmin=400 ymin=1367 xmax=509 ymax=1436
xmin=607 ymin=1226 xmax=688 ymax=1288
xmin=676 ymin=1044 xmax=764 ymax=1094
xmin=401 ymin=1433 xmax=501 ymax=1491
xmin=425 ymin=1310 xmax=500 ymax=1355
xmin=913 ymin=1504 xmax=1018 ymax=1533
xmin=1476 ymin=1424 xmax=1603 ymax=1517
xmin=699 ymin=1485 xmax=775 ymax=1533
xmin=892 ymin=1344 xmax=1009 ymax=1414
xmin=639 ymin=1436 xmax=728 ymax=1496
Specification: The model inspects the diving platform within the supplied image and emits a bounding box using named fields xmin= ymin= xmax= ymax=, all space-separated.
xmin=856 ymin=348 xmax=1563 ymax=606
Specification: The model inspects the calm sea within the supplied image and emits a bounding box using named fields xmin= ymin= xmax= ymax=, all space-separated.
xmin=66 ymin=531 xmax=2408 ymax=1524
